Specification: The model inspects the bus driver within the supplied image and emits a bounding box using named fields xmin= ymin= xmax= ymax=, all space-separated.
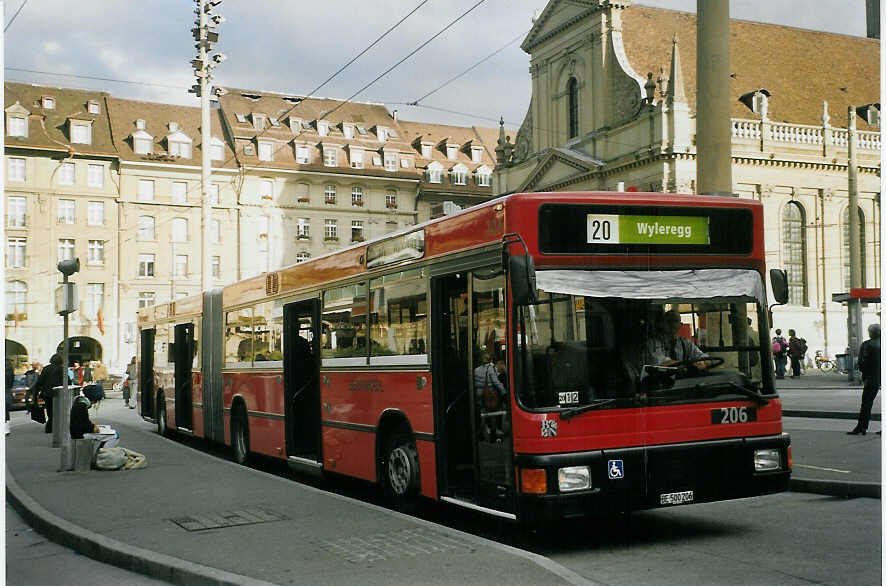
xmin=646 ymin=309 xmax=712 ymax=371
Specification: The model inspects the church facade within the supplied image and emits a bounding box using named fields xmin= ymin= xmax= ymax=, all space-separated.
xmin=494 ymin=0 xmax=881 ymax=358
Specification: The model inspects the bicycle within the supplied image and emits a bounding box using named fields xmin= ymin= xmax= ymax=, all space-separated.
xmin=814 ymin=350 xmax=836 ymax=372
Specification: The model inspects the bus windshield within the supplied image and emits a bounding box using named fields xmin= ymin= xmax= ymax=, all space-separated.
xmin=514 ymin=269 xmax=769 ymax=411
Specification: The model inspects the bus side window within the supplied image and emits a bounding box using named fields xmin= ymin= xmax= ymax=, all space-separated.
xmin=225 ymin=308 xmax=253 ymax=368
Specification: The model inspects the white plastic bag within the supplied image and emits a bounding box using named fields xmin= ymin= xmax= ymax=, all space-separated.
xmin=95 ymin=447 xmax=126 ymax=470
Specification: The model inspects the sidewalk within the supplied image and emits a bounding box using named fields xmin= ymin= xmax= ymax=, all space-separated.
xmin=5 ymin=407 xmax=588 ymax=586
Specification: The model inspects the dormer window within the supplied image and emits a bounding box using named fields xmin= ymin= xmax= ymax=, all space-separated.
xmin=475 ymin=165 xmax=492 ymax=187
xmin=471 ymin=146 xmax=483 ymax=163
xmin=88 ymin=100 xmax=100 ymax=115
xmin=349 ymin=147 xmax=364 ymax=169
xmin=70 ymin=120 xmax=93 ymax=144
xmin=294 ymin=143 xmax=310 ymax=164
xmin=135 ymin=119 xmax=146 ymax=130
xmin=420 ymin=143 xmax=432 ymax=158
xmin=323 ymin=147 xmax=337 ymax=167
xmin=427 ymin=161 xmax=443 ymax=184
xmin=384 ymin=151 xmax=398 ymax=172
xmin=377 ymin=126 xmax=387 ymax=142
xmin=208 ymin=137 xmax=225 ymax=160
xmin=253 ymin=114 xmax=266 ymax=131
xmin=42 ymin=96 xmax=55 ymax=110
xmin=257 ymin=141 xmax=273 ymax=161
xmin=6 ymin=114 xmax=27 ymax=137
xmin=451 ymin=164 xmax=468 ymax=185
xmin=269 ymin=117 xmax=280 ymax=127
xmin=317 ymin=121 xmax=329 ymax=137
xmin=133 ymin=128 xmax=153 ymax=155
xmin=356 ymin=125 xmax=368 ymax=136
xmin=243 ymin=143 xmax=256 ymax=156
xmin=235 ymin=113 xmax=248 ymax=124
xmin=168 ymin=121 xmax=179 ymax=132
xmin=343 ymin=124 xmax=354 ymax=139
xmin=289 ymin=117 xmax=302 ymax=132
xmin=446 ymin=144 xmax=458 ymax=160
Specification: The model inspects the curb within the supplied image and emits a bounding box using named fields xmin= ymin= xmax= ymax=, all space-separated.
xmin=790 ymin=478 xmax=881 ymax=499
xmin=5 ymin=467 xmax=274 ymax=586
xmin=783 ymin=410 xmax=880 ymax=421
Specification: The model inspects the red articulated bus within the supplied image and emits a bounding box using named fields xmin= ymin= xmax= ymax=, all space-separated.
xmin=137 ymin=192 xmax=791 ymax=522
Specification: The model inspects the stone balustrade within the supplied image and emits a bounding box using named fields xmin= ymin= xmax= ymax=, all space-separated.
xmin=731 ymin=118 xmax=880 ymax=152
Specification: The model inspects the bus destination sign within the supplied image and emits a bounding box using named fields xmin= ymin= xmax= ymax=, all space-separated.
xmin=586 ymin=214 xmax=710 ymax=245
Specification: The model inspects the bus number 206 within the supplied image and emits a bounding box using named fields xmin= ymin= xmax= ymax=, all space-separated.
xmin=711 ymin=406 xmax=756 ymax=425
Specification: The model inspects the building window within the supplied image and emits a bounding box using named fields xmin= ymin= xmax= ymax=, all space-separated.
xmin=258 ymin=141 xmax=274 ymax=161
xmin=174 ymin=254 xmax=188 ymax=277
xmin=58 ymin=200 xmax=75 ymax=224
xmin=7 ymin=115 xmax=27 ymax=137
xmin=351 ymin=186 xmax=363 ymax=207
xmin=42 ymin=96 xmax=55 ymax=109
xmin=343 ymin=124 xmax=354 ymax=139
xmin=427 ymin=163 xmax=443 ymax=184
xmin=295 ymin=183 xmax=310 ymax=203
xmin=171 ymin=181 xmax=187 ymax=204
xmin=385 ymin=192 xmax=397 ymax=209
xmin=209 ymin=141 xmax=224 ymax=160
xmin=377 ymin=127 xmax=387 ymax=142
xmin=138 ymin=179 xmax=155 ymax=202
xmin=384 ymin=152 xmax=398 ymax=172
xmin=259 ymin=179 xmax=273 ymax=200
xmin=58 ymin=239 xmax=75 ymax=262
xmin=88 ymin=164 xmax=104 ymax=188
xmin=421 ymin=144 xmax=432 ymax=158
xmin=86 ymin=283 xmax=104 ymax=317
xmin=296 ymin=251 xmax=310 ymax=263
xmin=350 ymin=148 xmax=364 ymax=169
xmin=318 ymin=121 xmax=329 ymax=136
xmin=782 ymin=202 xmax=807 ymax=306
xmin=7 ymin=157 xmax=25 ymax=182
xmin=134 ymin=136 xmax=153 ymax=155
xmin=297 ymin=218 xmax=311 ymax=239
xmin=7 ymin=238 xmax=26 ymax=268
xmin=324 ymin=219 xmax=338 ymax=240
xmin=138 ymin=254 xmax=156 ymax=277
xmin=567 ymin=77 xmax=579 ymax=139
xmin=6 ymin=280 xmax=27 ymax=321
xmin=88 ymin=100 xmax=100 ymax=114
xmin=71 ymin=122 xmax=92 ymax=144
xmin=842 ymin=206 xmax=867 ymax=290
xmin=211 ymin=256 xmax=220 ymax=278
xmin=88 ymin=240 xmax=105 ymax=265
xmin=172 ymin=217 xmax=188 ymax=242
xmin=87 ymin=201 xmax=104 ymax=226
xmin=138 ymin=291 xmax=156 ymax=308
xmin=324 ymin=185 xmax=337 ymax=205
xmin=169 ymin=140 xmax=192 ymax=158
xmin=209 ymin=183 xmax=220 ymax=205
xmin=138 ymin=216 xmax=155 ymax=241
xmin=323 ymin=148 xmax=337 ymax=167
xmin=476 ymin=168 xmax=492 ymax=187
xmin=8 ymin=196 xmax=26 ymax=227
xmin=295 ymin=144 xmax=310 ymax=164
xmin=58 ymin=162 xmax=75 ymax=186
xmin=446 ymin=144 xmax=458 ymax=160
xmin=211 ymin=219 xmax=220 ymax=244
xmin=451 ymin=165 xmax=468 ymax=185
xmin=351 ymin=220 xmax=364 ymax=242
xmin=471 ymin=147 xmax=483 ymax=163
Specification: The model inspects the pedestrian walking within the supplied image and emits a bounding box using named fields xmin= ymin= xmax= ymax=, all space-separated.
xmin=772 ymin=328 xmax=788 ymax=379
xmin=126 ymin=356 xmax=138 ymax=409
xmin=788 ymin=329 xmax=806 ymax=378
xmin=848 ymin=323 xmax=881 ymax=435
xmin=33 ymin=354 xmax=68 ymax=433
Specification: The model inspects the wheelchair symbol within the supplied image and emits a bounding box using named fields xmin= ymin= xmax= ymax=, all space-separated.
xmin=608 ymin=459 xmax=624 ymax=479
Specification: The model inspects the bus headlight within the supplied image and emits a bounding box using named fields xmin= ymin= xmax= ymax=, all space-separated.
xmin=558 ymin=466 xmax=591 ymax=491
xmin=754 ymin=449 xmax=782 ymax=471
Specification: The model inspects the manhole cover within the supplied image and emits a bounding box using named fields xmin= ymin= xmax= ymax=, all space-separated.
xmin=170 ymin=508 xmax=286 ymax=532
xmin=319 ymin=527 xmax=474 ymax=563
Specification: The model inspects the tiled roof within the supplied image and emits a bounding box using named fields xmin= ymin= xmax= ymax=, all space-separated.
xmin=4 ymin=82 xmax=117 ymax=156
xmin=621 ymin=5 xmax=880 ymax=130
xmin=106 ymin=97 xmax=238 ymax=168
xmin=396 ymin=120 xmax=497 ymax=169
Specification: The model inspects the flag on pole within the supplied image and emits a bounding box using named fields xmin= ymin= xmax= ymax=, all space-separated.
xmin=97 ymin=307 xmax=105 ymax=335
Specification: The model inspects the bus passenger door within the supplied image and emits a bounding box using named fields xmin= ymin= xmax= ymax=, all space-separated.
xmin=174 ymin=322 xmax=194 ymax=431
xmin=283 ymin=299 xmax=321 ymax=467
xmin=140 ymin=328 xmax=155 ymax=418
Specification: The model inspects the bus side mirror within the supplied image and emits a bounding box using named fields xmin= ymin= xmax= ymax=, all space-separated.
xmin=509 ymin=254 xmax=537 ymax=306
xmin=769 ymin=269 xmax=788 ymax=305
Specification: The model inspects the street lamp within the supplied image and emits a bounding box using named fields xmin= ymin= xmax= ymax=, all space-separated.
xmin=846 ymin=102 xmax=880 ymax=382
xmin=56 ymin=257 xmax=79 ymax=469
xmin=191 ymin=0 xmax=224 ymax=295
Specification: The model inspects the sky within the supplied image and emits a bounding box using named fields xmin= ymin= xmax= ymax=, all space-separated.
xmin=3 ymin=1 xmax=871 ymax=130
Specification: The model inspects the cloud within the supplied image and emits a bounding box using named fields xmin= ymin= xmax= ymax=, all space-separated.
xmin=42 ymin=40 xmax=63 ymax=55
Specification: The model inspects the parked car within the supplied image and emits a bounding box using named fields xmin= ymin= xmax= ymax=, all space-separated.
xmin=9 ymin=374 xmax=31 ymax=410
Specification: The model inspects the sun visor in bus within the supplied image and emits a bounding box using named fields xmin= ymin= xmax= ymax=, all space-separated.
xmin=534 ymin=269 xmax=765 ymax=303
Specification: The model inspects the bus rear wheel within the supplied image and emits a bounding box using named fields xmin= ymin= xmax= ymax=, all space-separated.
xmin=382 ymin=431 xmax=420 ymax=511
xmin=157 ymin=394 xmax=167 ymax=436
xmin=232 ymin=405 xmax=250 ymax=466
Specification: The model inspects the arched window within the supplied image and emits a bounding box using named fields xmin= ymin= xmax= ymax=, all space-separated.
xmin=567 ymin=77 xmax=579 ymax=139
xmin=6 ymin=280 xmax=27 ymax=320
xmin=842 ymin=206 xmax=866 ymax=290
xmin=782 ymin=202 xmax=807 ymax=306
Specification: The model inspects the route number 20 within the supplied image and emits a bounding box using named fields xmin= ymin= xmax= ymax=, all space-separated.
xmin=586 ymin=214 xmax=620 ymax=244
xmin=589 ymin=219 xmax=612 ymax=241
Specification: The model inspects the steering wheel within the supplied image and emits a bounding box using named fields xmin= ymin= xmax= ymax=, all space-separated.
xmin=686 ymin=356 xmax=724 ymax=375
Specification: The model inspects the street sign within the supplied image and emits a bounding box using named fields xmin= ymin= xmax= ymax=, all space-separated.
xmin=55 ymin=283 xmax=77 ymax=315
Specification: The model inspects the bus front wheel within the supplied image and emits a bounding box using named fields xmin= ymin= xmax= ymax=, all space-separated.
xmin=382 ymin=431 xmax=420 ymax=511
xmin=232 ymin=405 xmax=250 ymax=466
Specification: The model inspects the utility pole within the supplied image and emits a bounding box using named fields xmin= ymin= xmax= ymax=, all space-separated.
xmin=191 ymin=0 xmax=225 ymax=294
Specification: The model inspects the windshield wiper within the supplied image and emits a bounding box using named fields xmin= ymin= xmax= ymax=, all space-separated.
xmin=561 ymin=399 xmax=616 ymax=420
xmin=690 ymin=381 xmax=768 ymax=406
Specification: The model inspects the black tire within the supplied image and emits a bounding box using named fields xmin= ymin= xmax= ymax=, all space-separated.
xmin=231 ymin=404 xmax=250 ymax=466
xmin=157 ymin=394 xmax=167 ymax=436
xmin=382 ymin=431 xmax=420 ymax=511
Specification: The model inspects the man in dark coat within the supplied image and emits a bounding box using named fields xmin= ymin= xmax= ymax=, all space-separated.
xmin=787 ymin=329 xmax=805 ymax=378
xmin=848 ymin=324 xmax=881 ymax=435
xmin=34 ymin=354 xmax=68 ymax=433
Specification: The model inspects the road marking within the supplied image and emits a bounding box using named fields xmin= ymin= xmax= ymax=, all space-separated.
xmin=794 ymin=464 xmax=851 ymax=474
